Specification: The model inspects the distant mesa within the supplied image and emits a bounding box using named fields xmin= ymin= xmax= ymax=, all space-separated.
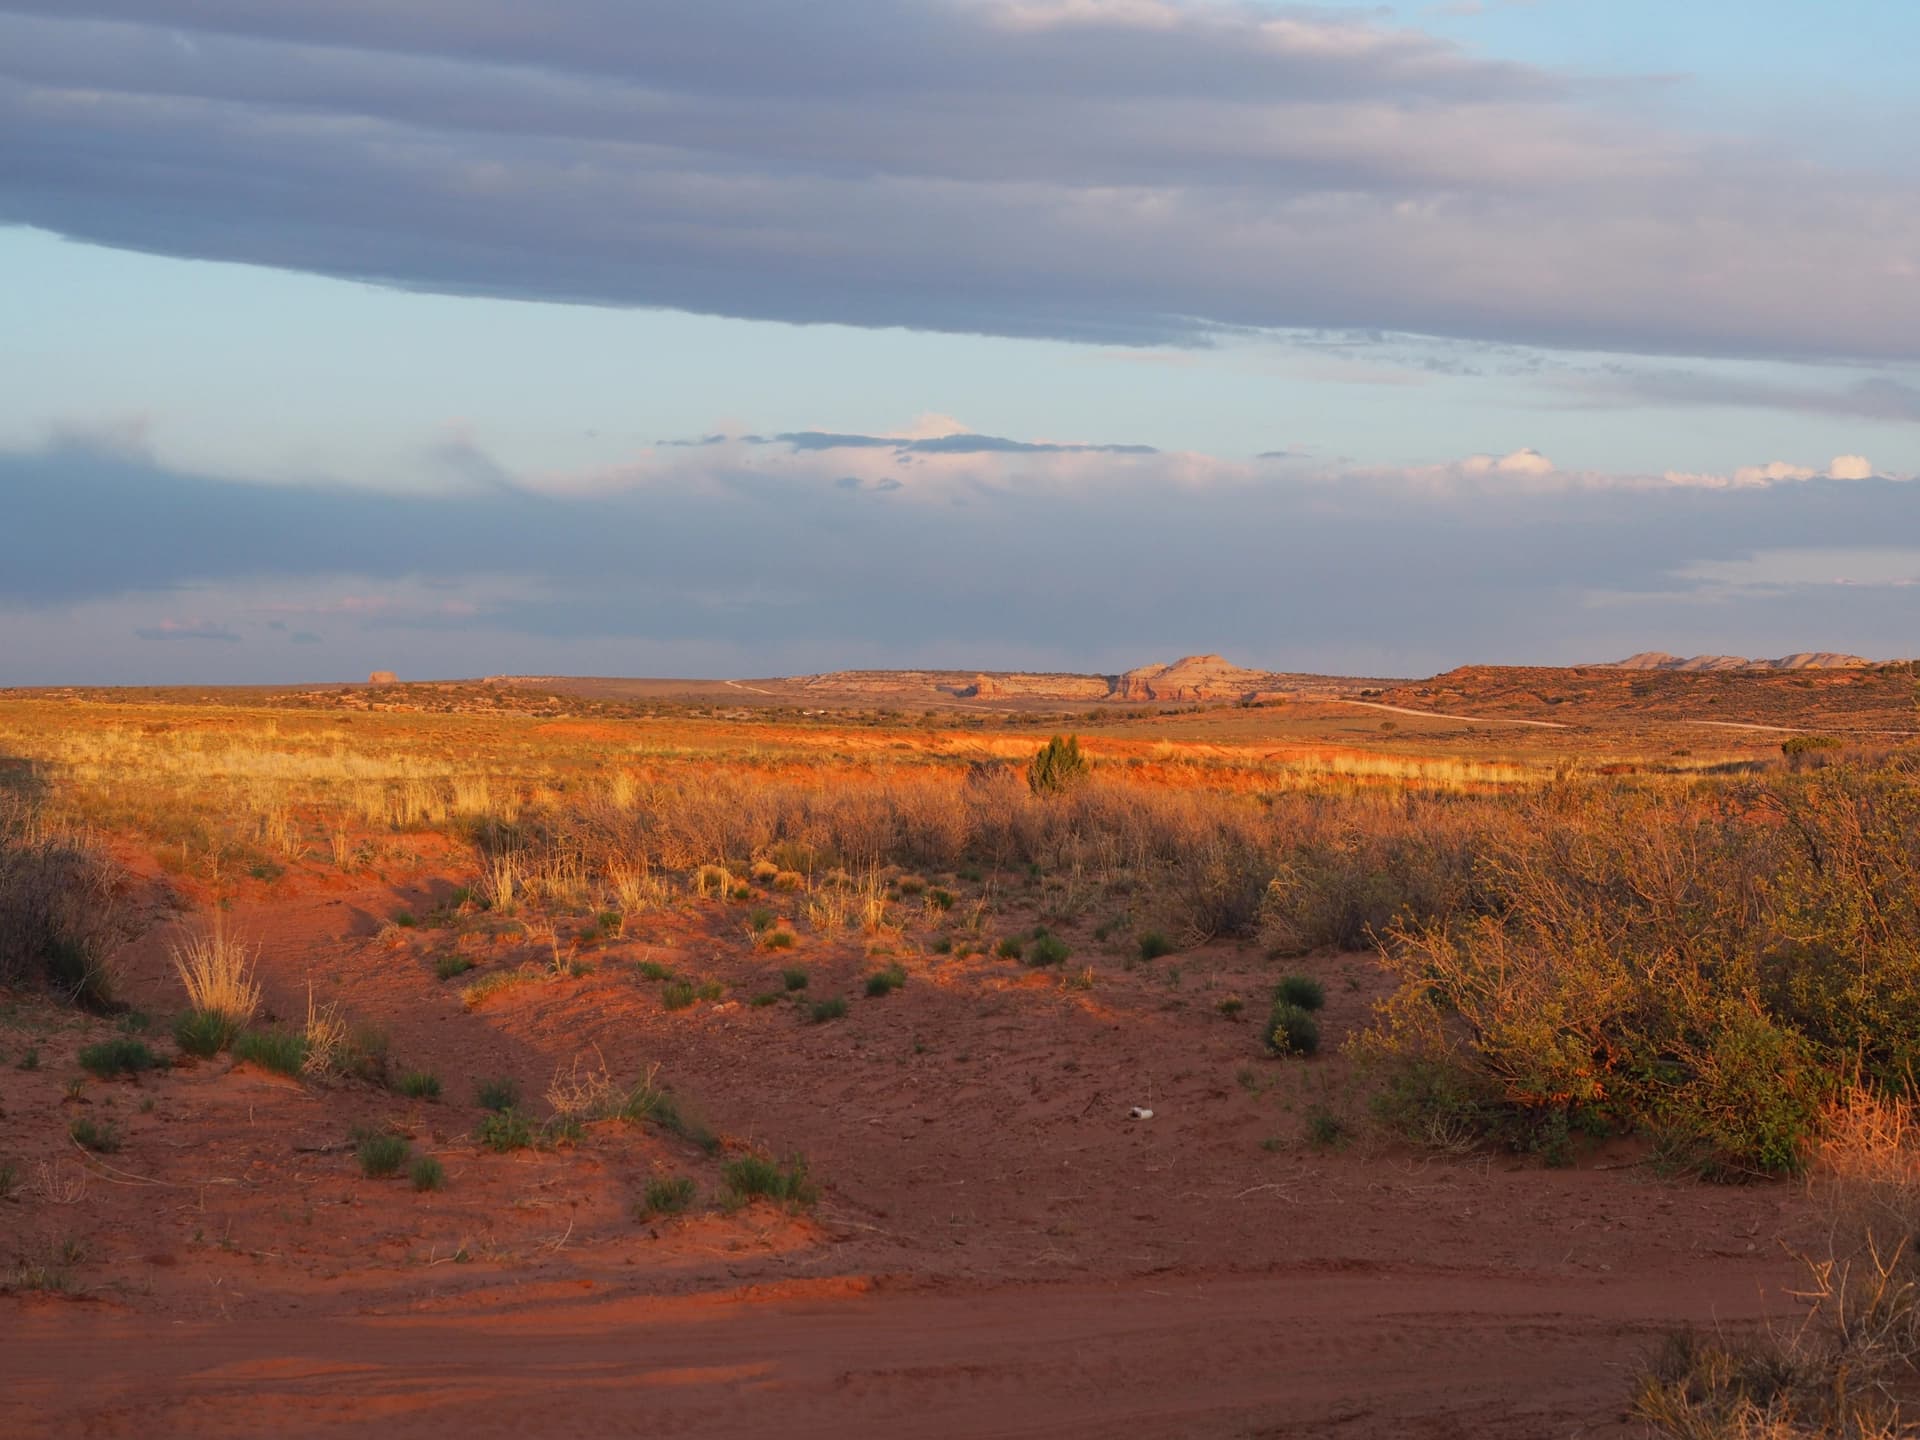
xmin=367 ymin=670 xmax=399 ymax=685
xmin=1606 ymin=652 xmax=1872 ymax=672
xmin=1114 ymin=654 xmax=1266 ymax=701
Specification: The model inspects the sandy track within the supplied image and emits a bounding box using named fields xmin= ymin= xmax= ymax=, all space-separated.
xmin=1330 ymin=699 xmax=1570 ymax=729
xmin=3 ymin=1261 xmax=1783 ymax=1440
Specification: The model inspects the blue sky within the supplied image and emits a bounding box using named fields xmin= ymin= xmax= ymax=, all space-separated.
xmin=2 ymin=1 xmax=1917 ymax=681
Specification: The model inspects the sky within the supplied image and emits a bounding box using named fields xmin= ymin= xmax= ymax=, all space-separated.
xmin=2 ymin=0 xmax=1917 ymax=683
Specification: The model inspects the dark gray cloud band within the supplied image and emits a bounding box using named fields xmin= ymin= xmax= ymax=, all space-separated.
xmin=5 ymin=438 xmax=1917 ymax=679
xmin=4 ymin=2 xmax=1919 ymax=359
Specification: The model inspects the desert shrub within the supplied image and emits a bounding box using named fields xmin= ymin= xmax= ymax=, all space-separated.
xmin=636 ymin=959 xmax=674 ymax=981
xmin=475 ymin=1076 xmax=519 ymax=1111
xmin=1027 ymin=735 xmax=1091 ymax=797
xmin=1274 ymin=974 xmax=1325 ymax=1011
xmin=864 ymin=963 xmax=907 ymax=997
xmin=355 ymin=1130 xmax=410 ymax=1178
xmin=661 ymin=979 xmax=697 ymax=1010
xmin=233 ymin=1028 xmax=308 ymax=1077
xmin=477 ymin=1108 xmax=534 ymax=1152
xmin=1266 ymin=1000 xmax=1320 ymax=1057
xmin=0 ymin=801 xmax=128 ymax=1007
xmin=1361 ymin=766 xmax=1920 ymax=1174
xmin=748 ymin=906 xmax=775 ymax=933
xmin=173 ymin=1008 xmax=237 ymax=1057
xmin=995 ymin=936 xmax=1024 ymax=961
xmin=762 ymin=928 xmax=797 ymax=950
xmin=77 ymin=1036 xmax=161 ymax=1079
xmin=410 ymin=1155 xmax=445 ymax=1191
xmin=723 ymin=1153 xmax=816 ymax=1207
xmin=809 ymin=996 xmax=849 ymax=1024
xmin=397 ymin=1069 xmax=442 ymax=1101
xmin=637 ymin=1175 xmax=697 ymax=1219
xmin=1137 ymin=931 xmax=1175 ymax=961
xmin=782 ymin=966 xmax=809 ymax=991
xmin=1305 ymin=1108 xmax=1348 ymax=1149
xmin=433 ymin=954 xmax=475 ymax=981
xmin=69 ymin=1116 xmax=121 ymax=1153
xmin=1026 ymin=932 xmax=1071 ymax=967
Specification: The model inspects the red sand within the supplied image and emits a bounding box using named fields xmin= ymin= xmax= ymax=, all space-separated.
xmin=2 ymin=860 xmax=1808 ymax=1437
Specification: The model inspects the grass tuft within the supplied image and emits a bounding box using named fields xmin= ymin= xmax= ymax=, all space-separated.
xmin=233 ymin=1027 xmax=309 ymax=1076
xmin=723 ymin=1153 xmax=816 ymax=1208
xmin=78 ymin=1036 xmax=162 ymax=1079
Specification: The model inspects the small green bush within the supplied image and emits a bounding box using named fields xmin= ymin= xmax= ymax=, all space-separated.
xmin=748 ymin=906 xmax=776 ymax=933
xmin=397 ymin=1070 xmax=442 ymax=1101
xmin=762 ymin=929 xmax=797 ymax=950
xmin=1267 ymin=1000 xmax=1320 ymax=1057
xmin=636 ymin=959 xmax=674 ymax=981
xmin=69 ymin=1117 xmax=120 ymax=1153
xmin=1027 ymin=735 xmax=1092 ymax=796
xmin=410 ymin=1155 xmax=445 ymax=1192
xmin=474 ymin=1076 xmax=519 ymax=1112
xmin=1275 ymin=974 xmax=1326 ymax=1011
xmin=661 ymin=980 xmax=697 ymax=1010
xmin=234 ymin=1028 xmax=308 ymax=1076
xmin=477 ymin=1108 xmax=534 ymax=1152
xmin=78 ymin=1036 xmax=161 ymax=1079
xmin=174 ymin=1008 xmax=236 ymax=1058
xmin=433 ymin=954 xmax=475 ymax=981
xmin=996 ymin=937 xmax=1024 ymax=961
xmin=865 ymin=963 xmax=907 ymax=997
xmin=723 ymin=1153 xmax=816 ymax=1207
xmin=355 ymin=1131 xmax=410 ymax=1178
xmin=1138 ymin=931 xmax=1175 ymax=961
xmin=809 ymin=996 xmax=849 ymax=1024
xmin=637 ymin=1175 xmax=696 ymax=1219
xmin=1026 ymin=932 xmax=1071 ymax=967
xmin=782 ymin=967 xmax=810 ymax=991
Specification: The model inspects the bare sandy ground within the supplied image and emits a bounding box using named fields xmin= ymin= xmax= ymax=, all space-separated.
xmin=1 ymin=857 xmax=1808 ymax=1438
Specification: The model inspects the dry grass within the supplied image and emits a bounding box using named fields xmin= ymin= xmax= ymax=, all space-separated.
xmin=169 ymin=924 xmax=261 ymax=1026
xmin=1635 ymin=1090 xmax=1920 ymax=1438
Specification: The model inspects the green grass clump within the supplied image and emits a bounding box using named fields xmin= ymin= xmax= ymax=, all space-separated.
xmin=397 ymin=1070 xmax=442 ymax=1101
xmin=782 ymin=967 xmax=810 ymax=991
xmin=355 ymin=1130 xmax=411 ymax=1178
xmin=78 ymin=1036 xmax=162 ymax=1079
xmin=174 ymin=1008 xmax=237 ymax=1058
xmin=864 ymin=963 xmax=907 ymax=998
xmin=661 ymin=979 xmax=697 ymax=1010
xmin=636 ymin=959 xmax=674 ymax=981
xmin=409 ymin=1155 xmax=445 ymax=1191
xmin=748 ymin=906 xmax=776 ymax=933
xmin=1138 ymin=931 xmax=1176 ymax=961
xmin=750 ymin=992 xmax=782 ymax=1007
xmin=477 ymin=1108 xmax=534 ymax=1152
xmin=1266 ymin=999 xmax=1320 ymax=1057
xmin=234 ymin=1028 xmax=308 ymax=1076
xmin=1275 ymin=974 xmax=1326 ymax=1011
xmin=762 ymin=928 xmax=797 ymax=950
xmin=996 ymin=937 xmax=1024 ymax=961
xmin=1305 ymin=1107 xmax=1348 ymax=1148
xmin=69 ymin=1117 xmax=121 ymax=1153
xmin=809 ymin=996 xmax=849 ymax=1024
xmin=651 ymin=1094 xmax=721 ymax=1153
xmin=723 ymin=1153 xmax=817 ymax=1208
xmin=475 ymin=1076 xmax=519 ymax=1112
xmin=637 ymin=1175 xmax=697 ymax=1219
xmin=1026 ymin=932 xmax=1071 ymax=967
xmin=433 ymin=954 xmax=475 ymax=981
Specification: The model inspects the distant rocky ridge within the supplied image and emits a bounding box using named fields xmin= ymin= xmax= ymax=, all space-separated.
xmin=799 ymin=655 xmax=1388 ymax=704
xmin=1609 ymin=651 xmax=1874 ymax=673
